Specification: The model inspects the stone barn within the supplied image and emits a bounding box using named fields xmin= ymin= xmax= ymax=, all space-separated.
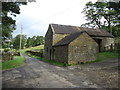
xmin=44 ymin=24 xmax=114 ymax=64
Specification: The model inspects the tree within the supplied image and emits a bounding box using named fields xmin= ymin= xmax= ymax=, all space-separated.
xmin=35 ymin=36 xmax=44 ymax=46
xmin=2 ymin=2 xmax=27 ymax=48
xmin=81 ymin=0 xmax=120 ymax=36
xmin=13 ymin=34 xmax=27 ymax=50
xmin=26 ymin=37 xmax=31 ymax=48
xmin=82 ymin=1 xmax=105 ymax=28
xmin=26 ymin=37 xmax=34 ymax=48
xmin=108 ymin=2 xmax=120 ymax=37
xmin=108 ymin=2 xmax=120 ymax=26
xmin=26 ymin=36 xmax=44 ymax=48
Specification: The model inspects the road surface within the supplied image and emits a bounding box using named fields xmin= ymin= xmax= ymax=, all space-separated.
xmin=2 ymin=54 xmax=119 ymax=88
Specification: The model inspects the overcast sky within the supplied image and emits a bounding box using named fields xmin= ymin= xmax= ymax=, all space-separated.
xmin=12 ymin=0 xmax=97 ymax=38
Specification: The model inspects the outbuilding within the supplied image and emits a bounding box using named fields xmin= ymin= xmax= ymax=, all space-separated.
xmin=44 ymin=24 xmax=114 ymax=64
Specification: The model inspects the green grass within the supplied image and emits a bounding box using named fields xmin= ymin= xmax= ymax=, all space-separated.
xmin=85 ymin=51 xmax=118 ymax=64
xmin=27 ymin=53 xmax=74 ymax=66
xmin=1 ymin=56 xmax=25 ymax=70
xmin=21 ymin=45 xmax=44 ymax=54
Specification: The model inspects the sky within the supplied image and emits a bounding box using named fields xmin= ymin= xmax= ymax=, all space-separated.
xmin=12 ymin=0 xmax=98 ymax=38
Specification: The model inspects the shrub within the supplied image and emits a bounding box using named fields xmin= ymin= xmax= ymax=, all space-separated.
xmin=4 ymin=48 xmax=10 ymax=52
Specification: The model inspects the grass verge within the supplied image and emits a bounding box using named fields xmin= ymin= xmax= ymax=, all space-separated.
xmin=1 ymin=56 xmax=25 ymax=70
xmin=27 ymin=53 xmax=74 ymax=66
xmin=85 ymin=51 xmax=118 ymax=64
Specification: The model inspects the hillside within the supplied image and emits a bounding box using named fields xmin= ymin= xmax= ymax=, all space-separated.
xmin=21 ymin=45 xmax=44 ymax=53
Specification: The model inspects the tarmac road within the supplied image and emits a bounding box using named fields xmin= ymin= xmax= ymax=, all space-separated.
xmin=2 ymin=54 xmax=119 ymax=88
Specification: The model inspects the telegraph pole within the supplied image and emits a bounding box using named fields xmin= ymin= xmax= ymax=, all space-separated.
xmin=19 ymin=25 xmax=23 ymax=55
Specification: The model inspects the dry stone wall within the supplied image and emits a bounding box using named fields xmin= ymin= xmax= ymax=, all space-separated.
xmin=68 ymin=33 xmax=98 ymax=64
xmin=2 ymin=52 xmax=13 ymax=61
xmin=53 ymin=45 xmax=68 ymax=63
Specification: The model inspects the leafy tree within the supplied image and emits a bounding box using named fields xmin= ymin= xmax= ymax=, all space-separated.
xmin=2 ymin=2 xmax=27 ymax=48
xmin=26 ymin=37 xmax=35 ymax=48
xmin=26 ymin=36 xmax=44 ymax=48
xmin=26 ymin=37 xmax=31 ymax=48
xmin=81 ymin=0 xmax=120 ymax=36
xmin=35 ymin=36 xmax=44 ymax=46
xmin=108 ymin=2 xmax=120 ymax=37
xmin=108 ymin=2 xmax=120 ymax=26
xmin=13 ymin=34 xmax=27 ymax=50
xmin=2 ymin=2 xmax=27 ymax=40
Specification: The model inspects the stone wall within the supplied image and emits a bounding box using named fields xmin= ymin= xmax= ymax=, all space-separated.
xmin=44 ymin=24 xmax=114 ymax=63
xmin=92 ymin=37 xmax=114 ymax=52
xmin=44 ymin=25 xmax=53 ymax=60
xmin=53 ymin=45 xmax=68 ymax=63
xmin=68 ymin=32 xmax=98 ymax=64
xmin=26 ymin=49 xmax=43 ymax=57
xmin=44 ymin=25 xmax=69 ymax=60
xmin=101 ymin=37 xmax=114 ymax=51
xmin=52 ymin=34 xmax=69 ymax=45
xmin=2 ymin=52 xmax=13 ymax=61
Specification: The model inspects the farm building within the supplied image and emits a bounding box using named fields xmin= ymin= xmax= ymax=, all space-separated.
xmin=44 ymin=24 xmax=114 ymax=64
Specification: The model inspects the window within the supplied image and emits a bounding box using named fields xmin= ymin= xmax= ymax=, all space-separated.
xmin=53 ymin=48 xmax=55 ymax=52
xmin=47 ymin=47 xmax=48 ymax=52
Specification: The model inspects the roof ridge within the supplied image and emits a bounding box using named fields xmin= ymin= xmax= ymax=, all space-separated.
xmin=51 ymin=23 xmax=80 ymax=28
xmin=50 ymin=23 xmax=114 ymax=37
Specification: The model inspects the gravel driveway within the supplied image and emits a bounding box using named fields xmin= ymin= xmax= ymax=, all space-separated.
xmin=2 ymin=54 xmax=119 ymax=88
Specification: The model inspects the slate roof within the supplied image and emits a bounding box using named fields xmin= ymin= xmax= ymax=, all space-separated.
xmin=51 ymin=24 xmax=114 ymax=37
xmin=51 ymin=24 xmax=81 ymax=34
xmin=79 ymin=27 xmax=114 ymax=37
xmin=53 ymin=31 xmax=84 ymax=46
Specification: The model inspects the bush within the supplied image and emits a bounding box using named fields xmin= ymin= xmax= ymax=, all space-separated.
xmin=13 ymin=50 xmax=21 ymax=56
xmin=4 ymin=48 xmax=10 ymax=52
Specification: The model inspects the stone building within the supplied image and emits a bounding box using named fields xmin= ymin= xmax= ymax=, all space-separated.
xmin=44 ymin=24 xmax=114 ymax=64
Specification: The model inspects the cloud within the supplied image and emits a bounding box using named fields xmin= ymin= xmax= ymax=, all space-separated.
xmin=12 ymin=0 xmax=97 ymax=38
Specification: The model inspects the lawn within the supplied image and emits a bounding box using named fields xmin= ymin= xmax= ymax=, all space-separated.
xmin=85 ymin=51 xmax=118 ymax=64
xmin=2 ymin=56 xmax=25 ymax=70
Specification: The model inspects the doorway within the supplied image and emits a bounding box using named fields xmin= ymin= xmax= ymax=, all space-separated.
xmin=50 ymin=49 xmax=52 ymax=60
xmin=93 ymin=38 xmax=102 ymax=52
